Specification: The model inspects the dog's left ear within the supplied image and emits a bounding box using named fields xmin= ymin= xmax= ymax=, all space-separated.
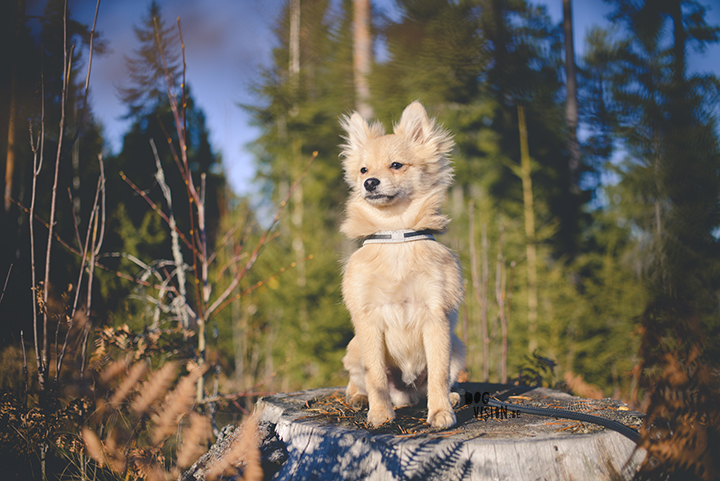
xmin=395 ymin=101 xmax=453 ymax=157
xmin=395 ymin=101 xmax=433 ymax=144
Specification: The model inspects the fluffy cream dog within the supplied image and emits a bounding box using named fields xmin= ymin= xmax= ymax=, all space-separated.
xmin=340 ymin=101 xmax=465 ymax=429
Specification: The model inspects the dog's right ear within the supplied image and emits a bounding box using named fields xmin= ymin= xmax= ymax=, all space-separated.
xmin=339 ymin=112 xmax=384 ymax=159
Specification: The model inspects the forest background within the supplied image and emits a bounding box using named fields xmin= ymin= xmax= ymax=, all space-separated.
xmin=0 ymin=0 xmax=719 ymax=478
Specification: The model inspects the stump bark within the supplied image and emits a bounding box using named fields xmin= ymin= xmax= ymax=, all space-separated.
xmin=185 ymin=383 xmax=646 ymax=481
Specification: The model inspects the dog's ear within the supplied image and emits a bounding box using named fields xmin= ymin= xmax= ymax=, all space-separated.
xmin=394 ymin=101 xmax=433 ymax=144
xmin=395 ymin=101 xmax=453 ymax=158
xmin=340 ymin=112 xmax=384 ymax=158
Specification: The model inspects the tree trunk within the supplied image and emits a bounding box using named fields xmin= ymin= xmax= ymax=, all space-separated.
xmin=518 ymin=105 xmax=538 ymax=353
xmin=4 ymin=0 xmax=25 ymax=213
xmin=291 ymin=139 xmax=306 ymax=292
xmin=468 ymin=201 xmax=488 ymax=380
xmin=495 ymin=227 xmax=507 ymax=383
xmin=353 ymin=0 xmax=373 ymax=119
xmin=670 ymin=0 xmax=686 ymax=86
xmin=289 ymin=0 xmax=300 ymax=91
xmin=183 ymin=386 xmax=647 ymax=481
xmin=481 ymin=223 xmax=489 ymax=380
xmin=563 ymin=0 xmax=580 ymax=194
xmin=4 ymin=79 xmax=17 ymax=213
xmin=288 ymin=2 xmax=307 ymax=322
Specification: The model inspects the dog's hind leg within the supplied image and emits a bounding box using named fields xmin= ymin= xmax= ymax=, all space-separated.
xmin=448 ymin=330 xmax=466 ymax=408
xmin=343 ymin=337 xmax=369 ymax=408
xmin=346 ymin=380 xmax=368 ymax=408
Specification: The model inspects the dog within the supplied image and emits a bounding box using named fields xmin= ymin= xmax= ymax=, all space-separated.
xmin=339 ymin=101 xmax=465 ymax=429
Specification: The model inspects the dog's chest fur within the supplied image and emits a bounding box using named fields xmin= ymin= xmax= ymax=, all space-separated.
xmin=343 ymin=240 xmax=462 ymax=372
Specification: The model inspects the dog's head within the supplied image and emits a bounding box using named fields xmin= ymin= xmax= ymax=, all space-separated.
xmin=339 ymin=102 xmax=454 ymax=210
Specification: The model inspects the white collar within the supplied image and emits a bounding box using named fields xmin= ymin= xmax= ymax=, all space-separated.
xmin=362 ymin=229 xmax=437 ymax=246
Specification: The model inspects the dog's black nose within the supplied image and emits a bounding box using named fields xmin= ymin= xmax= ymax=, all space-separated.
xmin=364 ymin=178 xmax=380 ymax=192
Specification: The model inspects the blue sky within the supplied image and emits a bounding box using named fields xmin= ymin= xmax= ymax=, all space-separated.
xmin=27 ymin=0 xmax=720 ymax=196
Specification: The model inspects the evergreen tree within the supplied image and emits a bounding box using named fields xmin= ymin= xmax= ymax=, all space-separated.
xmin=480 ymin=0 xmax=591 ymax=259
xmin=0 ymin=0 xmax=107 ymax=341
xmin=584 ymin=4 xmax=720 ymax=474
xmin=241 ymin=0 xmax=358 ymax=389
xmin=117 ymin=0 xmax=181 ymax=119
xmin=238 ymin=0 xmax=713 ymax=397
xmin=101 ymin=3 xmax=224 ymax=324
xmin=578 ymin=2 xmax=720 ymax=427
xmin=584 ymin=0 xmax=720 ymax=322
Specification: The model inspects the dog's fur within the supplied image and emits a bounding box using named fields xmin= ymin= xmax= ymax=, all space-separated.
xmin=339 ymin=101 xmax=466 ymax=428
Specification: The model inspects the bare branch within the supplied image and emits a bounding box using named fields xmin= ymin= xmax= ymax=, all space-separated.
xmin=210 ymin=254 xmax=313 ymax=321
xmin=0 ymin=264 xmax=11 ymax=306
xmin=20 ymin=330 xmax=28 ymax=400
xmin=13 ymin=197 xmax=81 ymax=256
xmin=207 ymin=208 xmax=253 ymax=266
xmin=41 ymin=1 xmax=73 ymax=391
xmin=83 ymin=0 xmax=101 ymax=93
xmin=151 ymin=138 xmax=188 ymax=328
xmin=57 ymin=155 xmax=106 ymax=381
xmin=206 ymin=152 xmax=316 ymax=317
xmin=119 ymin=171 xmax=194 ymax=253
xmin=28 ymin=47 xmax=45 ymax=381
xmin=68 ymin=188 xmax=83 ymax=250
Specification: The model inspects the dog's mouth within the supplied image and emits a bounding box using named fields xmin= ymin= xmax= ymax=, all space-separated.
xmin=364 ymin=193 xmax=396 ymax=204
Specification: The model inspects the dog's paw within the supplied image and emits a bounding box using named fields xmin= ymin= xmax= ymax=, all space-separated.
xmin=367 ymin=404 xmax=395 ymax=426
xmin=349 ymin=393 xmax=368 ymax=409
xmin=427 ymin=409 xmax=457 ymax=429
xmin=449 ymin=392 xmax=461 ymax=407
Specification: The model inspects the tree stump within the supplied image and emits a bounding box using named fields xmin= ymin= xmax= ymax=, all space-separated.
xmin=187 ymin=383 xmax=646 ymax=481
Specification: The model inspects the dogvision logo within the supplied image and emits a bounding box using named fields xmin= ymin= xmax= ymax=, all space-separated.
xmin=464 ymin=392 xmax=521 ymax=420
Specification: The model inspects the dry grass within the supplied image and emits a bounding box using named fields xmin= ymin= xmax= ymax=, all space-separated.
xmin=302 ymin=390 xmax=442 ymax=436
xmin=150 ymin=365 xmax=206 ymax=445
xmin=205 ymin=410 xmax=263 ymax=481
xmin=108 ymin=361 xmax=147 ymax=407
xmin=132 ymin=361 xmax=179 ymax=415
xmin=564 ymin=371 xmax=603 ymax=400
xmin=175 ymin=412 xmax=212 ymax=471
xmin=633 ymin=299 xmax=720 ymax=481
xmin=79 ymin=360 xmax=262 ymax=480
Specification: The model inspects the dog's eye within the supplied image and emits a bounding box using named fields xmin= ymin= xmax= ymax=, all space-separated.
xmin=360 ymin=167 xmax=367 ymax=174
xmin=390 ymin=162 xmax=404 ymax=170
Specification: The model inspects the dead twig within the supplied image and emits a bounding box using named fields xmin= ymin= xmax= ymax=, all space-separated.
xmin=150 ymin=138 xmax=189 ymax=328
xmin=0 ymin=264 xmax=11 ymax=306
xmin=57 ymin=155 xmax=106 ymax=382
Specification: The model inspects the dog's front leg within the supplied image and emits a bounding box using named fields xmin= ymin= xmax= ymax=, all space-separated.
xmin=423 ymin=315 xmax=456 ymax=428
xmin=358 ymin=323 xmax=395 ymax=426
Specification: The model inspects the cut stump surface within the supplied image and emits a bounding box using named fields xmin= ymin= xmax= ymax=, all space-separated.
xmin=188 ymin=383 xmax=646 ymax=481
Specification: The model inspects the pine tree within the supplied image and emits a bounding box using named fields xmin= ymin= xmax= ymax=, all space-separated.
xmin=585 ymin=0 xmax=720 ymax=315
xmin=101 ymin=3 xmax=224 ymax=324
xmin=0 ymin=0 xmax=109 ymax=340
xmin=117 ymin=1 xmax=181 ymax=119
xmin=241 ymin=0 xmax=357 ymax=389
xmin=580 ymin=1 xmax=720 ymax=414
xmin=586 ymin=4 xmax=720 ymax=475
